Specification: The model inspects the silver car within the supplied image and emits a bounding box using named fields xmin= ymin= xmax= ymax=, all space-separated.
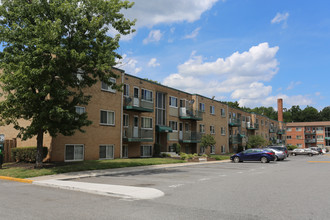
xmin=291 ymin=148 xmax=319 ymax=156
xmin=265 ymin=148 xmax=286 ymax=161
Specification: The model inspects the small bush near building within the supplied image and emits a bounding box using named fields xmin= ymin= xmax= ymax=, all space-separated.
xmin=11 ymin=147 xmax=48 ymax=163
xmin=287 ymin=145 xmax=297 ymax=150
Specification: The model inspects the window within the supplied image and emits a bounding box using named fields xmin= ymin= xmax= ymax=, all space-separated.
xmin=65 ymin=144 xmax=84 ymax=161
xmin=296 ymin=127 xmax=302 ymax=131
xmin=242 ymin=116 xmax=246 ymax=122
xmin=169 ymin=96 xmax=178 ymax=107
xmin=287 ymin=136 xmax=291 ymax=139
xmin=221 ymin=127 xmax=226 ymax=135
xmin=200 ymin=124 xmax=205 ymax=133
xmin=141 ymin=89 xmax=153 ymax=102
xmin=123 ymin=114 xmax=129 ymax=127
xmin=261 ymin=120 xmax=264 ymax=125
xmin=210 ymin=125 xmax=215 ymax=134
xmin=210 ymin=145 xmax=215 ymax=154
xmin=185 ymin=123 xmax=190 ymax=132
xmin=221 ymin=145 xmax=226 ymax=153
xmin=287 ymin=127 xmax=292 ymax=131
xmin=317 ymin=135 xmax=323 ymax=140
xmin=210 ymin=106 xmax=215 ymax=115
xmin=123 ymin=84 xmax=129 ymax=97
xmin=100 ymin=110 xmax=115 ymax=125
xmin=297 ymin=144 xmax=302 ymax=148
xmin=221 ymin=108 xmax=226 ymax=117
xmin=296 ymin=135 xmax=302 ymax=139
xmin=99 ymin=145 xmax=114 ymax=159
xmin=199 ymin=103 xmax=205 ymax=112
xmin=169 ymin=121 xmax=178 ymax=132
xmin=101 ymin=78 xmax=116 ymax=93
xmin=141 ymin=145 xmax=152 ymax=157
xmin=200 ymin=146 xmax=206 ymax=154
xmin=316 ymin=127 xmax=323 ymax=131
xmin=75 ymin=106 xmax=85 ymax=115
xmin=156 ymin=92 xmax=166 ymax=126
xmin=141 ymin=117 xmax=153 ymax=129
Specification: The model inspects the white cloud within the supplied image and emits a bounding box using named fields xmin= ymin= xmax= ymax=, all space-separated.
xmin=143 ymin=30 xmax=163 ymax=44
xmin=271 ymin=12 xmax=289 ymax=28
xmin=124 ymin=0 xmax=219 ymax=29
xmin=184 ymin=27 xmax=201 ymax=39
xmin=115 ymin=54 xmax=142 ymax=75
xmin=286 ymin=81 xmax=301 ymax=90
xmin=148 ymin=58 xmax=160 ymax=67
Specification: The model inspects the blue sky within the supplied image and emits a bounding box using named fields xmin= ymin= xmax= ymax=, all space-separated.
xmin=114 ymin=0 xmax=330 ymax=110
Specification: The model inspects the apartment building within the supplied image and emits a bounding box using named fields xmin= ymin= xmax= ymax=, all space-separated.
xmin=286 ymin=121 xmax=330 ymax=149
xmin=0 ymin=68 xmax=285 ymax=162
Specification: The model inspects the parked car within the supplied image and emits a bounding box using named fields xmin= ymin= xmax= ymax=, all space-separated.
xmin=231 ymin=148 xmax=275 ymax=163
xmin=266 ymin=145 xmax=289 ymax=157
xmin=291 ymin=148 xmax=319 ymax=156
xmin=264 ymin=148 xmax=286 ymax=161
xmin=310 ymin=147 xmax=323 ymax=155
xmin=322 ymin=148 xmax=327 ymax=154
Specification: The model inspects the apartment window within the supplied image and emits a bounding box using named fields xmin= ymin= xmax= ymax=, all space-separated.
xmin=210 ymin=125 xmax=215 ymax=134
xmin=185 ymin=123 xmax=190 ymax=132
xmin=221 ymin=127 xmax=226 ymax=135
xmin=296 ymin=127 xmax=302 ymax=131
xmin=242 ymin=116 xmax=246 ymax=122
xmin=210 ymin=145 xmax=215 ymax=154
xmin=141 ymin=89 xmax=153 ymax=102
xmin=200 ymin=124 xmax=205 ymax=133
xmin=200 ymin=146 xmax=206 ymax=154
xmin=221 ymin=108 xmax=226 ymax=117
xmin=296 ymin=135 xmax=302 ymax=139
xmin=65 ymin=144 xmax=84 ymax=161
xmin=100 ymin=110 xmax=115 ymax=125
xmin=261 ymin=120 xmax=264 ymax=125
xmin=199 ymin=103 xmax=205 ymax=112
xmin=287 ymin=136 xmax=291 ymax=140
xmin=297 ymin=144 xmax=302 ymax=148
xmin=169 ymin=96 xmax=178 ymax=107
xmin=169 ymin=121 xmax=178 ymax=132
xmin=75 ymin=106 xmax=85 ymax=115
xmin=317 ymin=135 xmax=323 ymax=140
xmin=221 ymin=145 xmax=226 ymax=153
xmin=141 ymin=117 xmax=153 ymax=129
xmin=101 ymin=78 xmax=116 ymax=93
xmin=141 ymin=145 xmax=152 ymax=157
xmin=316 ymin=127 xmax=323 ymax=131
xmin=99 ymin=145 xmax=114 ymax=159
xmin=287 ymin=127 xmax=292 ymax=131
xmin=265 ymin=121 xmax=268 ymax=126
xmin=156 ymin=92 xmax=166 ymax=126
xmin=210 ymin=106 xmax=215 ymax=115
xmin=307 ymin=127 xmax=311 ymax=131
xmin=123 ymin=84 xmax=129 ymax=97
xmin=123 ymin=114 xmax=129 ymax=127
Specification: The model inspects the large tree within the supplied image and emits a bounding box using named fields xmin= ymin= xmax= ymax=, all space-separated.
xmin=0 ymin=0 xmax=135 ymax=167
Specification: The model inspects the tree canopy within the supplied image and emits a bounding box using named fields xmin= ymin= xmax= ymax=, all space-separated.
xmin=0 ymin=0 xmax=135 ymax=167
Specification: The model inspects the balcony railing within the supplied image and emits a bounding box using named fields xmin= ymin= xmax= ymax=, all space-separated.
xmin=123 ymin=127 xmax=153 ymax=142
xmin=179 ymin=131 xmax=202 ymax=143
xmin=277 ymin=129 xmax=286 ymax=135
xmin=305 ymin=139 xmax=316 ymax=143
xmin=179 ymin=107 xmax=203 ymax=120
xmin=246 ymin=122 xmax=259 ymax=130
xmin=123 ymin=96 xmax=154 ymax=112
xmin=304 ymin=131 xmax=316 ymax=135
xmin=229 ymin=135 xmax=243 ymax=144
xmin=269 ymin=128 xmax=277 ymax=133
xmin=229 ymin=118 xmax=241 ymax=127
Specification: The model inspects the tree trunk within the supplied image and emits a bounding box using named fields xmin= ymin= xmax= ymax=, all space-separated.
xmin=35 ymin=130 xmax=44 ymax=169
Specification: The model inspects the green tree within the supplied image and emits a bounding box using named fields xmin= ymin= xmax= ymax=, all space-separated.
xmin=289 ymin=105 xmax=302 ymax=122
xmin=319 ymin=106 xmax=330 ymax=121
xmin=0 ymin=0 xmax=135 ymax=167
xmin=200 ymin=134 xmax=216 ymax=153
xmin=301 ymin=106 xmax=319 ymax=122
xmin=247 ymin=135 xmax=268 ymax=148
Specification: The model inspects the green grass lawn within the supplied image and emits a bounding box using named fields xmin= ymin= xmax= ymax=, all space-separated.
xmin=0 ymin=158 xmax=186 ymax=179
xmin=209 ymin=154 xmax=231 ymax=161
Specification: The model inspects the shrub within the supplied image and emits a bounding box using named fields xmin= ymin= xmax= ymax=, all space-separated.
xmin=11 ymin=146 xmax=48 ymax=163
xmin=287 ymin=145 xmax=297 ymax=150
xmin=201 ymin=154 xmax=208 ymax=158
xmin=173 ymin=143 xmax=181 ymax=154
xmin=180 ymin=152 xmax=188 ymax=160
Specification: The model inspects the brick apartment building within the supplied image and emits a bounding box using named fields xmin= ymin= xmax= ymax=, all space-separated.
xmin=286 ymin=121 xmax=330 ymax=149
xmin=0 ymin=68 xmax=286 ymax=162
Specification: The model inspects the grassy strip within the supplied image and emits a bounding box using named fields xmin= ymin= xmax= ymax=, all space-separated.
xmin=0 ymin=158 xmax=186 ymax=179
xmin=209 ymin=154 xmax=231 ymax=161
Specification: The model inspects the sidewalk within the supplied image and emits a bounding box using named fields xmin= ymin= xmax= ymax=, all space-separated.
xmin=29 ymin=159 xmax=230 ymax=200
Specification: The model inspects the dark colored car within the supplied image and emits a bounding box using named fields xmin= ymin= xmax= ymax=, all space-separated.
xmin=231 ymin=148 xmax=276 ymax=163
xmin=266 ymin=145 xmax=289 ymax=157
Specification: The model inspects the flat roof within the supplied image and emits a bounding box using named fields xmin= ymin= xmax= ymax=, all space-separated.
xmin=287 ymin=121 xmax=330 ymax=127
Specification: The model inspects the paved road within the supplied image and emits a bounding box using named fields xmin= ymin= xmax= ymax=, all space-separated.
xmin=2 ymin=154 xmax=330 ymax=220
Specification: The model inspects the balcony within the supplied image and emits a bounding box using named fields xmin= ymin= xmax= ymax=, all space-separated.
xmin=277 ymin=129 xmax=286 ymax=135
xmin=229 ymin=118 xmax=241 ymax=127
xmin=269 ymin=128 xmax=277 ymax=133
xmin=179 ymin=107 xmax=203 ymax=121
xmin=305 ymin=139 xmax=316 ymax=143
xmin=179 ymin=131 xmax=202 ymax=143
xmin=123 ymin=127 xmax=153 ymax=142
xmin=229 ymin=135 xmax=243 ymax=144
xmin=304 ymin=131 xmax=316 ymax=135
xmin=246 ymin=122 xmax=259 ymax=130
xmin=123 ymin=96 xmax=154 ymax=112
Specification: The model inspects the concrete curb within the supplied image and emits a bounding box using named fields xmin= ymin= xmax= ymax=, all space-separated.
xmin=0 ymin=176 xmax=33 ymax=184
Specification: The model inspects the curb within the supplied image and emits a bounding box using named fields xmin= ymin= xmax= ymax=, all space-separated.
xmin=0 ymin=176 xmax=34 ymax=184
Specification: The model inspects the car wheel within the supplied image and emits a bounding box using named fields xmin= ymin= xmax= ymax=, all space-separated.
xmin=292 ymin=153 xmax=296 ymax=156
xmin=233 ymin=156 xmax=240 ymax=163
xmin=309 ymin=153 xmax=313 ymax=157
xmin=261 ymin=157 xmax=268 ymax=163
xmin=275 ymin=156 xmax=278 ymax=161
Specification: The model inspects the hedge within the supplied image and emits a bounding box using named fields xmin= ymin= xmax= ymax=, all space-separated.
xmin=11 ymin=146 xmax=48 ymax=163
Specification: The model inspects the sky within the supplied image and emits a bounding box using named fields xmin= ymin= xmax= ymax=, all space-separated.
xmin=113 ymin=0 xmax=330 ymax=111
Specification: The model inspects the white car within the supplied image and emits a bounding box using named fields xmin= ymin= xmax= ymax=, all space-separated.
xmin=291 ymin=148 xmax=319 ymax=156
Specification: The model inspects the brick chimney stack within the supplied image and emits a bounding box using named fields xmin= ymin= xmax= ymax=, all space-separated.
xmin=277 ymin=98 xmax=283 ymax=122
